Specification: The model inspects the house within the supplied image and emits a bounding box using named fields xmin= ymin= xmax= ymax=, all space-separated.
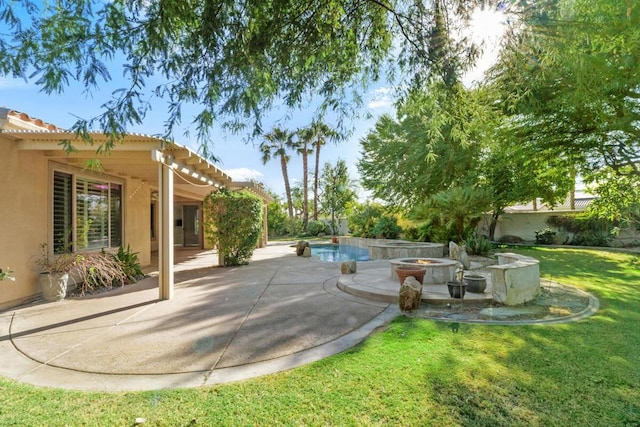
xmin=0 ymin=107 xmax=272 ymax=310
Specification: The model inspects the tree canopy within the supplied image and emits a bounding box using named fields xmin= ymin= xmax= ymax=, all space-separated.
xmin=489 ymin=0 xmax=640 ymax=177
xmin=0 ymin=0 xmax=483 ymax=157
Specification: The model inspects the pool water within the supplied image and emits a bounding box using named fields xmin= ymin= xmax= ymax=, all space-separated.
xmin=311 ymin=244 xmax=370 ymax=262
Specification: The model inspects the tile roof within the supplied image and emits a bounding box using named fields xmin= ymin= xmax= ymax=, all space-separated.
xmin=0 ymin=107 xmax=63 ymax=131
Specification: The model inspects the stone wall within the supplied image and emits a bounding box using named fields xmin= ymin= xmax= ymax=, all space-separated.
xmin=338 ymin=237 xmax=445 ymax=259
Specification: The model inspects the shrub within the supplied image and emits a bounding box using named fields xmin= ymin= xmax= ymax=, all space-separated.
xmin=306 ymin=220 xmax=330 ymax=237
xmin=204 ymin=189 xmax=263 ymax=266
xmin=347 ymin=203 xmax=384 ymax=238
xmin=498 ymin=235 xmax=524 ymax=244
xmin=465 ymin=235 xmax=494 ymax=256
xmin=535 ymin=228 xmax=556 ymax=245
xmin=267 ymin=200 xmax=288 ymax=237
xmin=280 ymin=217 xmax=304 ymax=236
xmin=373 ymin=215 xmax=402 ymax=239
xmin=571 ymin=231 xmax=611 ymax=247
xmin=114 ymin=245 xmax=144 ymax=282
xmin=546 ymin=214 xmax=612 ymax=247
xmin=402 ymin=224 xmax=433 ymax=242
xmin=74 ymin=253 xmax=128 ymax=294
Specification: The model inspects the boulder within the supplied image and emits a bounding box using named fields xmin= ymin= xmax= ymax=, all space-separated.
xmin=341 ymin=261 xmax=357 ymax=274
xmin=399 ymin=276 xmax=422 ymax=312
xmin=296 ymin=240 xmax=310 ymax=256
xmin=457 ymin=245 xmax=471 ymax=269
xmin=449 ymin=241 xmax=459 ymax=260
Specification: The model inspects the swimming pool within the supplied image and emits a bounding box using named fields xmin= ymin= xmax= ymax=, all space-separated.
xmin=311 ymin=244 xmax=370 ymax=262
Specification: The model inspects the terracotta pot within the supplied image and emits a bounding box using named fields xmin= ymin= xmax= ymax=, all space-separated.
xmin=396 ymin=266 xmax=427 ymax=285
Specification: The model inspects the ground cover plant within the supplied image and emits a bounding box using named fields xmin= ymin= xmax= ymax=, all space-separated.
xmin=1 ymin=248 xmax=639 ymax=425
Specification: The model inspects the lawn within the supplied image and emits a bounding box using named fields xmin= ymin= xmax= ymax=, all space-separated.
xmin=1 ymin=248 xmax=639 ymax=426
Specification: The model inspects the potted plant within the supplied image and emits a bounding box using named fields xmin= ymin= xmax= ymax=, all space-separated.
xmin=31 ymin=243 xmax=76 ymax=301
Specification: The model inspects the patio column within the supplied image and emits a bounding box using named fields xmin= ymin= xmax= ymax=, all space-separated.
xmin=261 ymin=204 xmax=268 ymax=247
xmin=158 ymin=161 xmax=174 ymax=300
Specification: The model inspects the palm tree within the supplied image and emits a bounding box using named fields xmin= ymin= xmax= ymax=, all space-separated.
xmin=260 ymin=127 xmax=295 ymax=218
xmin=295 ymin=127 xmax=314 ymax=228
xmin=305 ymin=120 xmax=340 ymax=221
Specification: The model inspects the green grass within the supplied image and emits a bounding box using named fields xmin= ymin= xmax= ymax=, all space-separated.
xmin=1 ymin=248 xmax=639 ymax=426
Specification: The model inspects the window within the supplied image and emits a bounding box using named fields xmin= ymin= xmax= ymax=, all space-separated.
xmin=53 ymin=170 xmax=123 ymax=254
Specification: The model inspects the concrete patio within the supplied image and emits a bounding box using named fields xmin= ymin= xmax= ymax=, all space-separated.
xmin=0 ymin=242 xmax=398 ymax=391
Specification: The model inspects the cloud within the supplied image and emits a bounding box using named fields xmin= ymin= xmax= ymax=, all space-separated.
xmin=367 ymin=99 xmax=393 ymax=109
xmin=366 ymin=86 xmax=394 ymax=110
xmin=224 ymin=167 xmax=264 ymax=182
xmin=0 ymin=77 xmax=27 ymax=88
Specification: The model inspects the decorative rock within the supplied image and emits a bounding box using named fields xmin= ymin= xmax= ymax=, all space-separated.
xmin=296 ymin=240 xmax=310 ymax=256
xmin=302 ymin=246 xmax=312 ymax=257
xmin=341 ymin=261 xmax=357 ymax=274
xmin=449 ymin=241 xmax=459 ymax=260
xmin=399 ymin=276 xmax=422 ymax=312
xmin=457 ymin=245 xmax=471 ymax=269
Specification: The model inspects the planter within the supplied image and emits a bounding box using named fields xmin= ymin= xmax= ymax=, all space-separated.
xmin=464 ymin=274 xmax=487 ymax=293
xmin=40 ymin=272 xmax=69 ymax=301
xmin=396 ymin=266 xmax=427 ymax=285
xmin=447 ymin=281 xmax=467 ymax=299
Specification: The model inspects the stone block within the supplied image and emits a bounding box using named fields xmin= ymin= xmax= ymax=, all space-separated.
xmin=489 ymin=254 xmax=540 ymax=305
xmin=341 ymin=261 xmax=357 ymax=274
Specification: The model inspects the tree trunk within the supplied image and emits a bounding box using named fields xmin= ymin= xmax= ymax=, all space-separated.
xmin=302 ymin=143 xmax=309 ymax=228
xmin=281 ymin=156 xmax=294 ymax=218
xmin=313 ymin=139 xmax=321 ymax=221
xmin=489 ymin=211 xmax=501 ymax=241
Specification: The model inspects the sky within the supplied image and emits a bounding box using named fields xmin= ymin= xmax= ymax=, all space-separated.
xmin=0 ymin=5 xmax=507 ymax=201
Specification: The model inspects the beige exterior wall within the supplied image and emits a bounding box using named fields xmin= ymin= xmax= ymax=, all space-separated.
xmin=0 ymin=139 xmax=50 ymax=310
xmin=490 ymin=212 xmax=553 ymax=241
xmin=0 ymin=141 xmax=154 ymax=310
xmin=124 ymin=178 xmax=151 ymax=266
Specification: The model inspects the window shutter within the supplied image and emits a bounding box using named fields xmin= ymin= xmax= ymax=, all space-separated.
xmin=53 ymin=171 xmax=73 ymax=254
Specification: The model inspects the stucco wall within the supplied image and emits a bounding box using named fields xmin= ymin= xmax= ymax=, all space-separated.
xmin=481 ymin=211 xmax=639 ymax=246
xmin=125 ymin=178 xmax=151 ymax=266
xmin=0 ymin=141 xmax=49 ymax=310
xmin=0 ymin=144 xmax=154 ymax=310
